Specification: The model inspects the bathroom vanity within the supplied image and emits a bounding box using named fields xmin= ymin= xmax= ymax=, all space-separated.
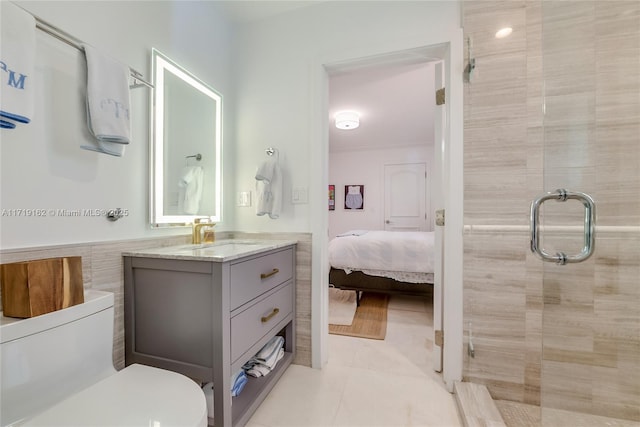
xmin=123 ymin=240 xmax=296 ymax=427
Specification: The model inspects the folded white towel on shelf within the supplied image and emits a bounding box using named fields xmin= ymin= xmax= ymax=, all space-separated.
xmin=255 ymin=160 xmax=282 ymax=219
xmin=242 ymin=335 xmax=286 ymax=378
xmin=80 ymin=44 xmax=130 ymax=156
xmin=255 ymin=335 xmax=284 ymax=366
xmin=178 ymin=166 xmax=204 ymax=214
xmin=245 ymin=348 xmax=285 ymax=378
xmin=0 ymin=2 xmax=36 ymax=129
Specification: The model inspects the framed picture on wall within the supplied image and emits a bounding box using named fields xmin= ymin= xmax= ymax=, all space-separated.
xmin=344 ymin=185 xmax=364 ymax=210
xmin=328 ymin=185 xmax=335 ymax=210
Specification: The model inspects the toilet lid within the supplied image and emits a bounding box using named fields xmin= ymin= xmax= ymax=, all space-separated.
xmin=22 ymin=364 xmax=208 ymax=427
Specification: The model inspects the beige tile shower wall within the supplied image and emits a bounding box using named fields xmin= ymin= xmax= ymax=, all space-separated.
xmin=594 ymin=1 xmax=640 ymax=226
xmin=541 ymin=233 xmax=640 ymax=421
xmin=463 ymin=0 xmax=542 ymax=403
xmin=0 ymin=232 xmax=313 ymax=370
xmin=463 ymin=0 xmax=640 ymax=421
xmin=463 ymin=231 xmax=532 ymax=402
xmin=463 ymin=1 xmax=534 ymax=227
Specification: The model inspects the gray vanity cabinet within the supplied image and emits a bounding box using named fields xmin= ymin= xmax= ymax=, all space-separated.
xmin=123 ymin=244 xmax=296 ymax=427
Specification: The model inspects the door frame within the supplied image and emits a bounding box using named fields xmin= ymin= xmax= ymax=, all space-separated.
xmin=308 ymin=30 xmax=464 ymax=392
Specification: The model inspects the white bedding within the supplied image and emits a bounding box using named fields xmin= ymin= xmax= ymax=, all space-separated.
xmin=328 ymin=231 xmax=435 ymax=281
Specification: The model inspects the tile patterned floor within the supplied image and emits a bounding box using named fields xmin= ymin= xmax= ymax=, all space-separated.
xmin=247 ymin=294 xmax=462 ymax=427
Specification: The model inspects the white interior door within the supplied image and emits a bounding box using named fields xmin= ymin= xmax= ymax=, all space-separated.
xmin=384 ymin=163 xmax=426 ymax=231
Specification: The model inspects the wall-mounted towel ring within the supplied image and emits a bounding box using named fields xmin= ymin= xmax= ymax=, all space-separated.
xmin=265 ymin=147 xmax=279 ymax=161
xmin=185 ymin=153 xmax=202 ymax=165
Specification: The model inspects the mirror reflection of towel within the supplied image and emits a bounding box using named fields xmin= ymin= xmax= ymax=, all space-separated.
xmin=178 ymin=166 xmax=203 ymax=214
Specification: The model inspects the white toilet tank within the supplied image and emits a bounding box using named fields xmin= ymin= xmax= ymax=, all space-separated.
xmin=1 ymin=289 xmax=207 ymax=427
xmin=1 ymin=290 xmax=118 ymax=426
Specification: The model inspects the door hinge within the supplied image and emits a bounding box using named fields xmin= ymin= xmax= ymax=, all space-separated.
xmin=435 ymin=209 xmax=445 ymax=226
xmin=435 ymin=330 xmax=444 ymax=347
xmin=436 ymin=87 xmax=445 ymax=105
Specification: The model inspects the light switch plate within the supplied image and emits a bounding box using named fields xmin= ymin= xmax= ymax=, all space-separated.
xmin=291 ymin=187 xmax=308 ymax=204
xmin=237 ymin=191 xmax=251 ymax=207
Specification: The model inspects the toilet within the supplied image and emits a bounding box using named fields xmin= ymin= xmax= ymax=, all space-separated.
xmin=1 ymin=290 xmax=207 ymax=427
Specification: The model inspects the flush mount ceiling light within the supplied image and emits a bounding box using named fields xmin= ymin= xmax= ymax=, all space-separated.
xmin=334 ymin=111 xmax=360 ymax=130
xmin=495 ymin=27 xmax=513 ymax=38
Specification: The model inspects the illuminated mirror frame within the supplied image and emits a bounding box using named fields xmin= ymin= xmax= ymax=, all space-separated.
xmin=150 ymin=48 xmax=222 ymax=227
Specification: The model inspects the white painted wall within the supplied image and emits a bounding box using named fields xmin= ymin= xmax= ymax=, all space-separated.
xmin=0 ymin=1 xmax=235 ymax=249
xmin=231 ymin=1 xmax=461 ymax=234
xmin=230 ymin=1 xmax=462 ymax=376
xmin=328 ymin=145 xmax=433 ymax=239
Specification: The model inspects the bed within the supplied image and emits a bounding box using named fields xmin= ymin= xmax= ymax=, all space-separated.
xmin=328 ymin=230 xmax=434 ymax=303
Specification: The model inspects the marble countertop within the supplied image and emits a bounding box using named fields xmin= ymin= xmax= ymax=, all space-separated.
xmin=122 ymin=239 xmax=297 ymax=262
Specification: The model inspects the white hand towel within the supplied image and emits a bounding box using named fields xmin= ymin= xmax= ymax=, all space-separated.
xmin=80 ymin=45 xmax=131 ymax=156
xmin=179 ymin=166 xmax=204 ymax=214
xmin=255 ymin=158 xmax=276 ymax=183
xmin=255 ymin=161 xmax=282 ymax=219
xmin=0 ymin=2 xmax=36 ymax=128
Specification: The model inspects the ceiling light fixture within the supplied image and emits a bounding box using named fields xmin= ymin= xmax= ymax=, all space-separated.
xmin=495 ymin=27 xmax=513 ymax=38
xmin=335 ymin=111 xmax=360 ymax=130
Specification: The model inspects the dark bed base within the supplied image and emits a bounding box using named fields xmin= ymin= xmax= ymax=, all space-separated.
xmin=329 ymin=268 xmax=433 ymax=305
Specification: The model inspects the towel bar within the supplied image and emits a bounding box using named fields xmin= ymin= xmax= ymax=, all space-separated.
xmin=18 ymin=5 xmax=153 ymax=89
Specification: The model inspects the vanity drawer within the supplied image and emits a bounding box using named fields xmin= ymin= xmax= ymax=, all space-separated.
xmin=229 ymin=248 xmax=293 ymax=310
xmin=230 ymin=282 xmax=293 ymax=364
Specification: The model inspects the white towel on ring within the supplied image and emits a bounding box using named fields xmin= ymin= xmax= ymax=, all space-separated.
xmin=255 ymin=157 xmax=276 ymax=183
xmin=255 ymin=161 xmax=282 ymax=219
xmin=0 ymin=2 xmax=36 ymax=129
xmin=80 ymin=45 xmax=131 ymax=156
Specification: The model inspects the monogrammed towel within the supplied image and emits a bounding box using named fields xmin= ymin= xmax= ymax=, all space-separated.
xmin=0 ymin=2 xmax=36 ymax=129
xmin=80 ymin=45 xmax=130 ymax=156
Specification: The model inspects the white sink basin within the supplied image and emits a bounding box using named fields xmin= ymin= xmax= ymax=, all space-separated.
xmin=122 ymin=239 xmax=297 ymax=262
xmin=186 ymin=240 xmax=262 ymax=250
xmin=170 ymin=241 xmax=274 ymax=259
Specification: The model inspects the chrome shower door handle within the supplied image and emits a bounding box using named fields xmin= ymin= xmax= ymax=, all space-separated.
xmin=530 ymin=189 xmax=596 ymax=265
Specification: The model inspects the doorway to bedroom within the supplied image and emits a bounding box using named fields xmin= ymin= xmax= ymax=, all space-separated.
xmin=325 ymin=48 xmax=445 ymax=382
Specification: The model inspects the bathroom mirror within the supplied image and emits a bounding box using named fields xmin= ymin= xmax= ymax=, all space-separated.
xmin=150 ymin=48 xmax=222 ymax=227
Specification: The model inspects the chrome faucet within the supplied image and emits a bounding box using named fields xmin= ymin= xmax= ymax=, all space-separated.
xmin=192 ymin=218 xmax=215 ymax=244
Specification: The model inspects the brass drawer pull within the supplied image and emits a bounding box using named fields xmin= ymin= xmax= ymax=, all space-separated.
xmin=261 ymin=308 xmax=280 ymax=323
xmin=260 ymin=268 xmax=279 ymax=279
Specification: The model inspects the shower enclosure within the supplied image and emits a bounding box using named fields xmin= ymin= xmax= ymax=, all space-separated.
xmin=536 ymin=1 xmax=639 ymax=423
xmin=462 ymin=1 xmax=639 ymax=424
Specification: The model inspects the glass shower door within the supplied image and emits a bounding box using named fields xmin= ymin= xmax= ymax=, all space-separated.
xmin=536 ymin=1 xmax=640 ymax=424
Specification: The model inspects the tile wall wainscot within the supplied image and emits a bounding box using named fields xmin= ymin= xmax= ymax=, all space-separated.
xmin=463 ymin=0 xmax=640 ymax=422
xmin=0 ymin=232 xmax=313 ymax=370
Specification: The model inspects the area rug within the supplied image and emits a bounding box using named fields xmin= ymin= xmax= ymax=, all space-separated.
xmin=328 ymin=287 xmax=358 ymax=326
xmin=329 ymin=292 xmax=389 ymax=340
